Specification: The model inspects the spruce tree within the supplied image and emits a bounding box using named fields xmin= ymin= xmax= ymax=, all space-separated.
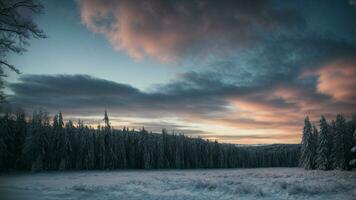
xmin=351 ymin=114 xmax=356 ymax=133
xmin=53 ymin=114 xmax=59 ymax=128
xmin=311 ymin=125 xmax=318 ymax=169
xmin=349 ymin=130 xmax=356 ymax=168
xmin=329 ymin=120 xmax=336 ymax=169
xmin=58 ymin=112 xmax=65 ymax=165
xmin=344 ymin=117 xmax=354 ymax=170
xmin=0 ymin=113 xmax=13 ymax=171
xmin=0 ymin=109 xmax=302 ymax=171
xmin=316 ymin=115 xmax=330 ymax=170
xmin=349 ymin=114 xmax=356 ymax=168
xmin=103 ymin=110 xmax=110 ymax=129
xmin=333 ymin=114 xmax=347 ymax=169
xmin=300 ymin=117 xmax=316 ymax=169
xmin=58 ymin=112 xmax=64 ymax=128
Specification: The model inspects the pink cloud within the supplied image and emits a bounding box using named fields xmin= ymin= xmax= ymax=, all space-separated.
xmin=77 ymin=0 xmax=303 ymax=62
xmin=314 ymin=58 xmax=356 ymax=103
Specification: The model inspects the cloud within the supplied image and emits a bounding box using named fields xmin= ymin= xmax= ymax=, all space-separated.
xmin=350 ymin=0 xmax=356 ymax=6
xmin=8 ymin=69 xmax=356 ymax=144
xmin=11 ymin=74 xmax=140 ymax=96
xmin=78 ymin=0 xmax=304 ymax=62
xmin=313 ymin=58 xmax=356 ymax=103
xmin=8 ymin=74 xmax=228 ymax=117
xmin=8 ymin=0 xmax=356 ymax=143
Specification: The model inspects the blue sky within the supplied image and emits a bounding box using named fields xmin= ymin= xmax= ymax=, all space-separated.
xmin=6 ymin=0 xmax=182 ymax=90
xmin=4 ymin=0 xmax=356 ymax=144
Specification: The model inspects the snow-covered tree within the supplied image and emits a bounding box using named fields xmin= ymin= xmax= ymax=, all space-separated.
xmin=349 ymin=130 xmax=356 ymax=168
xmin=351 ymin=114 xmax=356 ymax=133
xmin=311 ymin=125 xmax=318 ymax=168
xmin=332 ymin=114 xmax=349 ymax=170
xmin=24 ymin=110 xmax=50 ymax=171
xmin=0 ymin=113 xmax=14 ymax=171
xmin=316 ymin=116 xmax=330 ymax=170
xmin=300 ymin=117 xmax=317 ymax=169
xmin=0 ymin=109 xmax=301 ymax=171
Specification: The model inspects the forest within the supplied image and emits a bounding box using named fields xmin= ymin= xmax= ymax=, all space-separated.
xmin=1 ymin=110 xmax=355 ymax=172
xmin=300 ymin=115 xmax=356 ymax=170
xmin=0 ymin=110 xmax=299 ymax=171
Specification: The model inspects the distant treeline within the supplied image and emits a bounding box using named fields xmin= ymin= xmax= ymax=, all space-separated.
xmin=300 ymin=114 xmax=356 ymax=170
xmin=0 ymin=110 xmax=299 ymax=171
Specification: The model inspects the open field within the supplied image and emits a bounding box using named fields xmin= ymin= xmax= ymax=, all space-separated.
xmin=0 ymin=168 xmax=355 ymax=200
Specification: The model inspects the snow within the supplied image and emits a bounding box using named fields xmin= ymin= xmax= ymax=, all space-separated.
xmin=350 ymin=159 xmax=356 ymax=166
xmin=0 ymin=168 xmax=355 ymax=200
xmin=351 ymin=146 xmax=356 ymax=153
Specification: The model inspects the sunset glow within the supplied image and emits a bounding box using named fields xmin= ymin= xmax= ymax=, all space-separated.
xmin=4 ymin=0 xmax=356 ymax=144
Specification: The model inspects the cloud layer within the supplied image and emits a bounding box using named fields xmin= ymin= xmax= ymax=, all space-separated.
xmin=6 ymin=0 xmax=356 ymax=144
xmin=78 ymin=0 xmax=304 ymax=62
xmin=8 ymin=59 xmax=356 ymax=143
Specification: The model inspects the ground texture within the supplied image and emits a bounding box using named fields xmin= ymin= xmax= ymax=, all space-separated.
xmin=0 ymin=168 xmax=355 ymax=200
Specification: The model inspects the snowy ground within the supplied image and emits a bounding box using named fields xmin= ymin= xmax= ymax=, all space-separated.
xmin=0 ymin=168 xmax=355 ymax=200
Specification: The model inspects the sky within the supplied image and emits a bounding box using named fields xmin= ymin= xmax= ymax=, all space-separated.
xmin=4 ymin=0 xmax=356 ymax=144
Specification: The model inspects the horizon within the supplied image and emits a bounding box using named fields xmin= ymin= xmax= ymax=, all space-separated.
xmin=3 ymin=0 xmax=356 ymax=144
xmin=2 ymin=108 xmax=352 ymax=145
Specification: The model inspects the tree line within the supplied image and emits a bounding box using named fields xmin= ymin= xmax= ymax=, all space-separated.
xmin=0 ymin=110 xmax=299 ymax=171
xmin=300 ymin=114 xmax=356 ymax=170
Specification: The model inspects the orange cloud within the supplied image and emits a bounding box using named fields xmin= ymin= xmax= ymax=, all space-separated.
xmin=315 ymin=59 xmax=356 ymax=103
xmin=78 ymin=0 xmax=304 ymax=62
xmin=79 ymin=0 xmax=190 ymax=61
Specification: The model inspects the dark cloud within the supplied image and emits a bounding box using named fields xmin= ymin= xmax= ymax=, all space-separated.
xmin=11 ymin=74 xmax=140 ymax=96
xmin=8 ymin=74 xmax=228 ymax=117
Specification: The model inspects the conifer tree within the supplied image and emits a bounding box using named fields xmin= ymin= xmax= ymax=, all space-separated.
xmin=311 ymin=125 xmax=318 ymax=169
xmin=316 ymin=115 xmax=330 ymax=170
xmin=54 ymin=112 xmax=65 ymax=170
xmin=344 ymin=117 xmax=354 ymax=170
xmin=333 ymin=114 xmax=348 ymax=169
xmin=300 ymin=117 xmax=316 ymax=169
xmin=349 ymin=114 xmax=356 ymax=168
xmin=58 ymin=112 xmax=64 ymax=128
xmin=328 ymin=120 xmax=336 ymax=169
xmin=103 ymin=110 xmax=110 ymax=129
xmin=0 ymin=109 xmax=301 ymax=171
xmin=349 ymin=130 xmax=356 ymax=168
xmin=53 ymin=114 xmax=59 ymax=128
xmin=14 ymin=112 xmax=26 ymax=169
xmin=351 ymin=114 xmax=356 ymax=133
xmin=25 ymin=110 xmax=50 ymax=171
xmin=0 ymin=113 xmax=13 ymax=171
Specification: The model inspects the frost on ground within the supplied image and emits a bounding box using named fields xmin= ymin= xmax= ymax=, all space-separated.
xmin=0 ymin=168 xmax=355 ymax=200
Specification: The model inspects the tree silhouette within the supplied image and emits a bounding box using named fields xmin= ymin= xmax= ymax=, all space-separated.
xmin=0 ymin=0 xmax=46 ymax=102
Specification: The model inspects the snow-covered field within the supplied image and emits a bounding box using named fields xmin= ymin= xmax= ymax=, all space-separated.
xmin=0 ymin=168 xmax=355 ymax=200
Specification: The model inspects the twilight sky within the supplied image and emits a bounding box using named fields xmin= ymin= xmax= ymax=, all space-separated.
xmin=5 ymin=0 xmax=356 ymax=144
